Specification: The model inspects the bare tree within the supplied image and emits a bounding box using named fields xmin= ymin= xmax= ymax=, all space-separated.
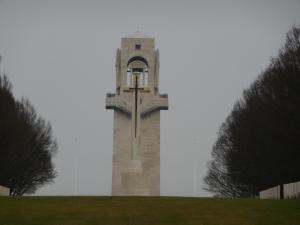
xmin=0 ymin=74 xmax=57 ymax=196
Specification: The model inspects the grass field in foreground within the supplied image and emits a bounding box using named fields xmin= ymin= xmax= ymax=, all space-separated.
xmin=0 ymin=196 xmax=300 ymax=225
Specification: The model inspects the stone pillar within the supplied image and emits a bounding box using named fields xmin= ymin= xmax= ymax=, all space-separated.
xmin=106 ymin=31 xmax=168 ymax=196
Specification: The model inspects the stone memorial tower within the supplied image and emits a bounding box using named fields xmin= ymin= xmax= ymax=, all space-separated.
xmin=106 ymin=31 xmax=168 ymax=196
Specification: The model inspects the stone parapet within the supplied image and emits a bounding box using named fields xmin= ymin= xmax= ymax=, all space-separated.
xmin=0 ymin=185 xmax=10 ymax=196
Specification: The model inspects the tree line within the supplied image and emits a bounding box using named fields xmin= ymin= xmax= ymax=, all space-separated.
xmin=204 ymin=26 xmax=300 ymax=197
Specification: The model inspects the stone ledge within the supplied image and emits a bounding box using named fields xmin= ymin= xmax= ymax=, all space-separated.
xmin=106 ymin=94 xmax=132 ymax=115
xmin=141 ymin=95 xmax=169 ymax=116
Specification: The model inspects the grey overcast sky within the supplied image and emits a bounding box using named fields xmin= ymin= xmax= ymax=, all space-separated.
xmin=0 ymin=0 xmax=300 ymax=197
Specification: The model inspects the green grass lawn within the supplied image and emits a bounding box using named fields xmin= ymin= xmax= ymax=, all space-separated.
xmin=0 ymin=196 xmax=300 ymax=225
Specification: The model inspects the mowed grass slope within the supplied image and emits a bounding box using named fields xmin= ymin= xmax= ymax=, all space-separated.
xmin=0 ymin=196 xmax=300 ymax=225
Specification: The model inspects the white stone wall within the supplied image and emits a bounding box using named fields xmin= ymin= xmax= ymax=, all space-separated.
xmin=259 ymin=185 xmax=280 ymax=199
xmin=259 ymin=181 xmax=300 ymax=199
xmin=111 ymin=110 xmax=132 ymax=195
xmin=284 ymin=181 xmax=300 ymax=199
xmin=140 ymin=110 xmax=160 ymax=195
xmin=0 ymin=185 xmax=10 ymax=196
xmin=111 ymin=109 xmax=161 ymax=196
